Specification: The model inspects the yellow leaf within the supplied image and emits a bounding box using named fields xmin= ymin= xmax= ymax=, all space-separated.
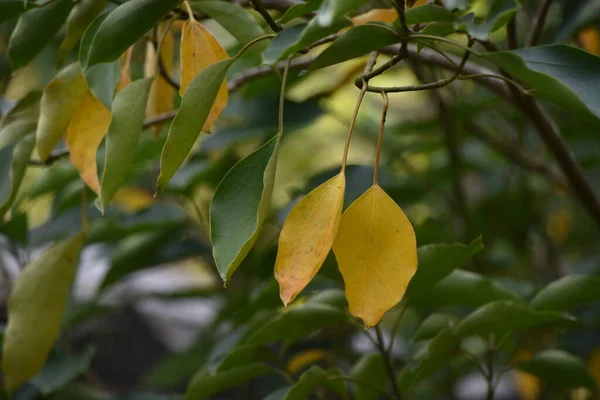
xmin=67 ymin=90 xmax=111 ymax=193
xmin=145 ymin=23 xmax=175 ymax=134
xmin=275 ymin=173 xmax=345 ymax=306
xmin=2 ymin=233 xmax=85 ymax=393
xmin=352 ymin=8 xmax=398 ymax=25
xmin=112 ymin=186 xmax=154 ymax=213
xmin=579 ymin=27 xmax=600 ymax=56
xmin=180 ymin=18 xmax=228 ymax=132
xmin=333 ymin=185 xmax=417 ymax=328
xmin=513 ymin=349 xmax=541 ymax=400
xmin=286 ymin=349 xmax=328 ymax=375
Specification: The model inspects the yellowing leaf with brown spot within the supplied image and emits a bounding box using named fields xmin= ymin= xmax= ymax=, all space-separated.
xmin=112 ymin=186 xmax=154 ymax=213
xmin=145 ymin=23 xmax=175 ymax=134
xmin=352 ymin=8 xmax=398 ymax=25
xmin=333 ymin=185 xmax=417 ymax=328
xmin=275 ymin=173 xmax=345 ymax=306
xmin=67 ymin=91 xmax=111 ymax=193
xmin=180 ymin=18 xmax=228 ymax=132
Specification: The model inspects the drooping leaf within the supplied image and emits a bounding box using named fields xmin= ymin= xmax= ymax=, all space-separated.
xmin=310 ymin=23 xmax=400 ymax=70
xmin=404 ymin=4 xmax=457 ymax=25
xmin=2 ymin=233 xmax=85 ymax=393
xmin=0 ymin=134 xmax=35 ymax=220
xmin=36 ymin=63 xmax=88 ymax=162
xmin=484 ymin=45 xmax=600 ymax=121
xmin=179 ymin=18 xmax=229 ymax=131
xmin=516 ymin=350 xmax=596 ymax=390
xmin=530 ymin=274 xmax=600 ymax=312
xmin=145 ymin=23 xmax=175 ymax=133
xmin=333 ymin=185 xmax=417 ymax=328
xmin=317 ymin=0 xmax=368 ymax=27
xmin=98 ymin=78 xmax=153 ymax=213
xmin=263 ymin=18 xmax=351 ymax=65
xmin=413 ymin=313 xmax=460 ymax=341
xmin=405 ymin=237 xmax=483 ymax=298
xmin=86 ymin=0 xmax=183 ymax=67
xmin=0 ymin=0 xmax=36 ymax=23
xmin=157 ymin=58 xmax=234 ymax=191
xmin=8 ymin=0 xmax=73 ymax=69
xmin=275 ymin=172 xmax=345 ymax=306
xmin=279 ymin=0 xmax=324 ymax=24
xmin=185 ymin=363 xmax=272 ymax=400
xmin=66 ymin=91 xmax=111 ymax=193
xmin=350 ymin=354 xmax=388 ymax=400
xmin=210 ymin=136 xmax=279 ymax=282
xmin=58 ymin=0 xmax=109 ymax=67
xmin=352 ymin=8 xmax=398 ymax=25
xmin=32 ymin=346 xmax=96 ymax=395
xmin=191 ymin=1 xmax=266 ymax=45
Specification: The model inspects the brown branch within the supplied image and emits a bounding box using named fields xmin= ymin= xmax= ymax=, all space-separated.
xmin=249 ymin=0 xmax=283 ymax=32
xmin=526 ymin=0 xmax=552 ymax=47
xmin=506 ymin=16 xmax=518 ymax=49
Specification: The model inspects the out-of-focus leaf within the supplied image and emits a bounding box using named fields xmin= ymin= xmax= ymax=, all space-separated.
xmin=36 ymin=63 xmax=88 ymax=162
xmin=413 ymin=313 xmax=460 ymax=341
xmin=350 ymin=354 xmax=387 ymax=400
xmin=333 ymin=185 xmax=417 ymax=328
xmin=58 ymin=0 xmax=109 ymax=66
xmin=98 ymin=78 xmax=153 ymax=213
xmin=516 ymin=350 xmax=596 ymax=390
xmin=352 ymin=8 xmax=397 ymax=25
xmin=2 ymin=233 xmax=85 ymax=393
xmin=484 ymin=45 xmax=600 ymax=121
xmin=317 ymin=0 xmax=367 ymax=27
xmin=32 ymin=346 xmax=96 ymax=395
xmin=455 ymin=0 xmax=518 ymax=40
xmin=157 ymin=58 xmax=234 ymax=191
xmin=310 ymin=24 xmax=400 ymax=70
xmin=404 ymin=4 xmax=457 ymax=24
xmin=28 ymin=161 xmax=78 ymax=198
xmin=185 ymin=363 xmax=272 ymax=400
xmin=405 ymin=237 xmax=483 ymax=298
xmin=556 ymin=0 xmax=600 ymax=42
xmin=530 ymin=274 xmax=600 ymax=312
xmin=191 ymin=1 xmax=266 ymax=45
xmin=209 ymin=136 xmax=279 ymax=282
xmin=279 ymin=0 xmax=324 ymax=24
xmin=282 ymin=366 xmax=328 ymax=400
xmin=0 ymin=213 xmax=28 ymax=244
xmin=8 ymin=0 xmax=73 ymax=69
xmin=0 ymin=0 xmax=37 ymax=23
xmin=0 ymin=134 xmax=35 ymax=220
xmin=86 ymin=0 xmax=182 ymax=67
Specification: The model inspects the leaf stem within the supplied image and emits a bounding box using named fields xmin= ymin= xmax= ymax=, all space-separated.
xmin=277 ymin=56 xmax=293 ymax=138
xmin=375 ymin=325 xmax=402 ymax=400
xmin=250 ymin=0 xmax=283 ymax=32
xmin=234 ymin=34 xmax=277 ymax=59
xmin=408 ymin=34 xmax=482 ymax=56
xmin=183 ymin=0 xmax=195 ymax=21
xmin=373 ymin=91 xmax=389 ymax=186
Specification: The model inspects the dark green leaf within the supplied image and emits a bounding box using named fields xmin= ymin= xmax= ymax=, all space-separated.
xmin=405 ymin=237 xmax=483 ymax=298
xmin=0 ymin=213 xmax=28 ymax=244
xmin=413 ymin=313 xmax=460 ymax=341
xmin=86 ymin=0 xmax=182 ymax=67
xmin=278 ymin=0 xmax=324 ymax=24
xmin=404 ymin=4 xmax=457 ymax=25
xmin=316 ymin=0 xmax=367 ymax=26
xmin=185 ymin=363 xmax=272 ymax=400
xmin=0 ymin=134 xmax=35 ymax=220
xmin=556 ymin=0 xmax=600 ymax=41
xmin=98 ymin=78 xmax=153 ymax=213
xmin=350 ymin=354 xmax=387 ymax=400
xmin=32 ymin=346 xmax=96 ymax=395
xmin=516 ymin=349 xmax=596 ymax=390
xmin=484 ymin=45 xmax=600 ymax=121
xmin=455 ymin=1 xmax=518 ymax=40
xmin=209 ymin=136 xmax=279 ymax=282
xmin=284 ymin=366 xmax=328 ymax=400
xmin=158 ymin=58 xmax=235 ymax=191
xmin=28 ymin=161 xmax=79 ymax=198
xmin=310 ymin=24 xmax=400 ymax=70
xmin=191 ymin=1 xmax=265 ymax=45
xmin=0 ymin=0 xmax=37 ymax=23
xmin=8 ymin=0 xmax=73 ymax=69
xmin=530 ymin=274 xmax=600 ymax=311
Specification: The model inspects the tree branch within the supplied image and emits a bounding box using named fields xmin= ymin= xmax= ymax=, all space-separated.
xmin=249 ymin=0 xmax=283 ymax=32
xmin=526 ymin=0 xmax=552 ymax=47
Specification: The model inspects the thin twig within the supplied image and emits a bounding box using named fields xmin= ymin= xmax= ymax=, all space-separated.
xmin=250 ymin=0 xmax=283 ymax=32
xmin=374 ymin=91 xmax=389 ymax=185
xmin=375 ymin=325 xmax=402 ymax=400
xmin=526 ymin=0 xmax=552 ymax=46
xmin=277 ymin=57 xmax=293 ymax=137
xmin=386 ymin=304 xmax=408 ymax=355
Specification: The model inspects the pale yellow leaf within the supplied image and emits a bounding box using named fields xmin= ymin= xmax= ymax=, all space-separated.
xmin=352 ymin=8 xmax=398 ymax=25
xmin=2 ymin=233 xmax=85 ymax=393
xmin=112 ymin=186 xmax=154 ymax=213
xmin=275 ymin=173 xmax=345 ymax=306
xmin=180 ymin=18 xmax=228 ymax=132
xmin=333 ymin=185 xmax=417 ymax=328
xmin=67 ymin=90 xmax=111 ymax=193
xmin=286 ymin=349 xmax=328 ymax=375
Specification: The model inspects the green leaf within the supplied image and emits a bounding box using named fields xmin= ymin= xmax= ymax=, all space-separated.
xmin=310 ymin=24 xmax=400 ymax=70
xmin=209 ymin=136 xmax=279 ymax=282
xmin=185 ymin=363 xmax=272 ymax=400
xmin=413 ymin=313 xmax=460 ymax=341
xmin=0 ymin=0 xmax=37 ymax=23
xmin=98 ymin=78 xmax=153 ymax=213
xmin=405 ymin=237 xmax=483 ymax=299
xmin=455 ymin=1 xmax=518 ymax=40
xmin=7 ymin=0 xmax=73 ymax=69
xmin=410 ymin=269 xmax=522 ymax=307
xmin=86 ymin=0 xmax=182 ymax=67
xmin=556 ymin=0 xmax=600 ymax=41
xmin=32 ymin=346 xmax=96 ymax=395
xmin=2 ymin=233 xmax=85 ymax=393
xmin=317 ymin=0 xmax=367 ymax=26
xmin=36 ymin=62 xmax=88 ymax=162
xmin=404 ymin=4 xmax=457 ymax=25
xmin=0 ymin=213 xmax=28 ymax=244
xmin=79 ymin=13 xmax=121 ymax=109
xmin=58 ymin=0 xmax=109 ymax=67
xmin=278 ymin=0 xmax=324 ymax=24
xmin=0 ymin=134 xmax=35 ymax=220
xmin=244 ymin=302 xmax=347 ymax=345
xmin=191 ymin=1 xmax=265 ymax=45
xmin=456 ymin=300 xmax=575 ymax=338
xmin=263 ymin=18 xmax=351 ymax=65
xmin=350 ymin=354 xmax=387 ymax=400
xmin=516 ymin=349 xmax=596 ymax=390
xmin=284 ymin=366 xmax=328 ymax=400
xmin=530 ymin=274 xmax=600 ymax=312
xmin=416 ymin=22 xmax=456 ymax=52
xmin=484 ymin=45 xmax=600 ymax=121
xmin=158 ymin=58 xmax=235 ymax=191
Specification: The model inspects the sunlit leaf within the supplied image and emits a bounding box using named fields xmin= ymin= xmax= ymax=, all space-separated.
xmin=275 ymin=172 xmax=345 ymax=306
xmin=210 ymin=136 xmax=279 ymax=282
xmin=352 ymin=8 xmax=397 ymax=25
xmin=2 ymin=233 xmax=85 ymax=393
xmin=333 ymin=185 xmax=417 ymax=328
